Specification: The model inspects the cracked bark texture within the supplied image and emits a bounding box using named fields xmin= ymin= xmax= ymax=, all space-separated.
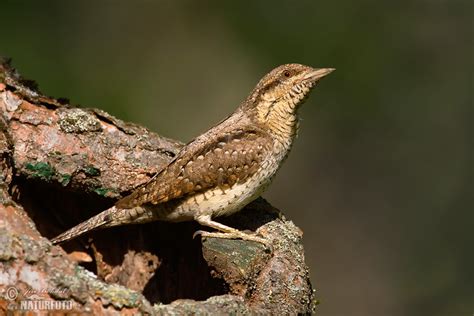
xmin=0 ymin=57 xmax=317 ymax=315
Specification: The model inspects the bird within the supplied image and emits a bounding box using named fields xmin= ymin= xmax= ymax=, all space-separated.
xmin=51 ymin=64 xmax=334 ymax=246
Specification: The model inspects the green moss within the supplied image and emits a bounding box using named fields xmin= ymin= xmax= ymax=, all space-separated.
xmin=25 ymin=162 xmax=55 ymax=181
xmin=60 ymin=174 xmax=72 ymax=186
xmin=84 ymin=166 xmax=100 ymax=176
xmin=94 ymin=187 xmax=110 ymax=196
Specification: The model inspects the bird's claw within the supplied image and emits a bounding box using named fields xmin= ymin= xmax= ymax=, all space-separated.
xmin=193 ymin=230 xmax=206 ymax=239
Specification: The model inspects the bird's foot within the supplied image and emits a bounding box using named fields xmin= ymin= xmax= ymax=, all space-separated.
xmin=193 ymin=229 xmax=271 ymax=249
xmin=194 ymin=215 xmax=272 ymax=250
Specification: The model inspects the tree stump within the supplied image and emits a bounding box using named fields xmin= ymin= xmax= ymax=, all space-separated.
xmin=0 ymin=57 xmax=317 ymax=315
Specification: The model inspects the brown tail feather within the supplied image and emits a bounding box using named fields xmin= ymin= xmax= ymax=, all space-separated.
xmin=51 ymin=206 xmax=117 ymax=244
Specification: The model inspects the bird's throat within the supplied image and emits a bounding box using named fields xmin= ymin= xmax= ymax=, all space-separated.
xmin=258 ymin=99 xmax=299 ymax=157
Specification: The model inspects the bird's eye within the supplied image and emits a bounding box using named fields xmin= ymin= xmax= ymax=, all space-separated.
xmin=283 ymin=71 xmax=291 ymax=77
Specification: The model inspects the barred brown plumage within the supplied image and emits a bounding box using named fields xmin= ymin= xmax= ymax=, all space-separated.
xmin=51 ymin=64 xmax=334 ymax=246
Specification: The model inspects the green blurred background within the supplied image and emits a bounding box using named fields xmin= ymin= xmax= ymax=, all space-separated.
xmin=2 ymin=1 xmax=472 ymax=315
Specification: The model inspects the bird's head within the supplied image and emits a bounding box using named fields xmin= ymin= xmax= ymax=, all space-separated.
xmin=243 ymin=64 xmax=334 ymax=129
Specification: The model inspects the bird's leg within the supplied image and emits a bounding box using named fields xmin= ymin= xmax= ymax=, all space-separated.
xmin=194 ymin=215 xmax=270 ymax=246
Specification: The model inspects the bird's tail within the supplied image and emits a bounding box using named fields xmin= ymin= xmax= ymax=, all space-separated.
xmin=51 ymin=206 xmax=118 ymax=244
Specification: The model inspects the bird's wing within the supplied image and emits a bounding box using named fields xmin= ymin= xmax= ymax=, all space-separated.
xmin=115 ymin=125 xmax=271 ymax=209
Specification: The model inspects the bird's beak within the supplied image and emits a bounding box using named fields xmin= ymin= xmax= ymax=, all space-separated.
xmin=304 ymin=68 xmax=335 ymax=82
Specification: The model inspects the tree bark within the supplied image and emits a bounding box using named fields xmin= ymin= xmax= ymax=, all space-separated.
xmin=0 ymin=57 xmax=317 ymax=315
